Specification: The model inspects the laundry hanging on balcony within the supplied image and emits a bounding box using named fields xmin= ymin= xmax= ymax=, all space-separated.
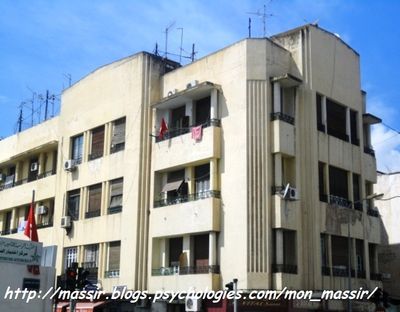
xmin=158 ymin=118 xmax=168 ymax=140
xmin=191 ymin=125 xmax=203 ymax=141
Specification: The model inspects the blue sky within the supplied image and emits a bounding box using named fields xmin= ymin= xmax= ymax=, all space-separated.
xmin=0 ymin=0 xmax=399 ymax=171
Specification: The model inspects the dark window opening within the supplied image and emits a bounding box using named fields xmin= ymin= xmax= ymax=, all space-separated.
xmin=321 ymin=234 xmax=330 ymax=275
xmin=329 ymin=166 xmax=349 ymax=205
xmin=319 ymin=162 xmax=327 ymax=202
xmin=169 ymin=237 xmax=183 ymax=267
xmin=2 ymin=211 xmax=12 ymax=234
xmin=109 ymin=178 xmax=123 ymax=214
xmin=272 ymin=229 xmax=297 ymax=274
xmin=350 ymin=110 xmax=359 ymax=145
xmin=87 ymin=184 xmax=101 ymax=218
xmin=353 ymin=174 xmax=362 ymax=210
xmin=356 ymin=239 xmax=365 ymax=278
xmin=194 ymin=234 xmax=209 ymax=271
xmin=195 ymin=163 xmax=210 ymax=195
xmin=332 ymin=235 xmax=352 ymax=276
xmin=327 ymin=99 xmax=348 ymax=141
xmin=111 ymin=118 xmax=126 ymax=153
xmin=67 ymin=189 xmax=80 ymax=220
xmin=28 ymin=158 xmax=39 ymax=182
xmin=195 ymin=97 xmax=211 ymax=126
xmin=170 ymin=106 xmax=189 ymax=138
xmin=316 ymin=93 xmax=325 ymax=132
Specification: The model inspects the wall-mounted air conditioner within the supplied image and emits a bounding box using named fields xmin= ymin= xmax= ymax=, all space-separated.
xmin=64 ymin=159 xmax=77 ymax=171
xmin=185 ymin=296 xmax=202 ymax=312
xmin=61 ymin=216 xmax=72 ymax=228
xmin=30 ymin=162 xmax=38 ymax=172
xmin=186 ymin=80 xmax=199 ymax=89
xmin=36 ymin=205 xmax=48 ymax=215
xmin=288 ymin=187 xmax=299 ymax=200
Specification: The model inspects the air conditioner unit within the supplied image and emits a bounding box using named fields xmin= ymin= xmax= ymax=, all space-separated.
xmin=186 ymin=80 xmax=198 ymax=89
xmin=64 ymin=159 xmax=77 ymax=171
xmin=61 ymin=216 xmax=72 ymax=228
xmin=288 ymin=187 xmax=299 ymax=200
xmin=185 ymin=297 xmax=201 ymax=312
xmin=167 ymin=89 xmax=178 ymax=97
xmin=36 ymin=205 xmax=48 ymax=215
xmin=30 ymin=162 xmax=38 ymax=172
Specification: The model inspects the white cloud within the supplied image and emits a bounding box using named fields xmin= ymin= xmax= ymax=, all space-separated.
xmin=371 ymin=124 xmax=400 ymax=173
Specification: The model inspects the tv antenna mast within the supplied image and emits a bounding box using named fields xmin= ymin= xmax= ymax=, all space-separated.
xmin=247 ymin=3 xmax=273 ymax=37
xmin=164 ymin=21 xmax=176 ymax=58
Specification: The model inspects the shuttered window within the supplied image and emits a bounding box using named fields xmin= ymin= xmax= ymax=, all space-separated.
xmin=67 ymin=189 xmax=80 ymax=220
xmin=71 ymin=134 xmax=84 ymax=163
xmin=111 ymin=118 xmax=126 ymax=153
xmin=64 ymin=247 xmax=77 ymax=269
xmin=108 ymin=241 xmax=121 ymax=271
xmin=109 ymin=178 xmax=123 ymax=214
xmin=87 ymin=184 xmax=101 ymax=218
xmin=90 ymin=126 xmax=105 ymax=160
xmin=84 ymin=244 xmax=99 ymax=267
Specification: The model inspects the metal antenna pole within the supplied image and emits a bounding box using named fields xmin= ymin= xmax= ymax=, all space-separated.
xmin=44 ymin=90 xmax=49 ymax=120
xmin=248 ymin=18 xmax=252 ymax=38
xmin=164 ymin=21 xmax=176 ymax=58
xmin=177 ymin=27 xmax=184 ymax=63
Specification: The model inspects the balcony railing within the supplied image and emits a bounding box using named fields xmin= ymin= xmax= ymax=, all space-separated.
xmin=0 ymin=169 xmax=56 ymax=192
xmin=154 ymin=190 xmax=221 ymax=208
xmin=367 ymin=207 xmax=380 ymax=217
xmin=354 ymin=202 xmax=363 ymax=211
xmin=364 ymin=146 xmax=375 ymax=157
xmin=327 ymin=128 xmax=349 ymax=142
xmin=85 ymin=210 xmax=101 ymax=219
xmin=272 ymin=264 xmax=298 ymax=274
xmin=37 ymin=221 xmax=53 ymax=229
xmin=156 ymin=118 xmax=221 ymax=143
xmin=0 ymin=228 xmax=18 ymax=236
xmin=104 ymin=269 xmax=120 ymax=278
xmin=321 ymin=266 xmax=331 ymax=276
xmin=329 ymin=195 xmax=351 ymax=208
xmin=370 ymin=272 xmax=382 ymax=281
xmin=152 ymin=265 xmax=220 ymax=276
xmin=270 ymin=112 xmax=295 ymax=125
xmin=108 ymin=206 xmax=122 ymax=214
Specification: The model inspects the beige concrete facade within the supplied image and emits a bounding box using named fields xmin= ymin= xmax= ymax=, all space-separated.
xmin=0 ymin=25 xmax=383 ymax=306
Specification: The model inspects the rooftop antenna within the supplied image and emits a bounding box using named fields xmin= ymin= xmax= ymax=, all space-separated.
xmin=248 ymin=18 xmax=252 ymax=38
xmin=247 ymin=3 xmax=273 ymax=37
xmin=191 ymin=43 xmax=197 ymax=62
xmin=177 ymin=27 xmax=184 ymax=64
xmin=164 ymin=21 xmax=176 ymax=59
xmin=63 ymin=73 xmax=72 ymax=88
xmin=154 ymin=42 xmax=159 ymax=56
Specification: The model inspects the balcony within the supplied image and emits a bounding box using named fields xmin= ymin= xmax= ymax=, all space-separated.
xmin=367 ymin=207 xmax=380 ymax=217
xmin=153 ymin=120 xmax=221 ymax=171
xmin=0 ymin=169 xmax=56 ymax=192
xmin=152 ymin=265 xmax=220 ymax=276
xmin=151 ymin=192 xmax=221 ymax=237
xmin=37 ymin=221 xmax=53 ymax=229
xmin=271 ymin=116 xmax=295 ymax=156
xmin=329 ymin=195 xmax=351 ymax=208
xmin=104 ymin=269 xmax=120 ymax=278
xmin=0 ymin=228 xmax=17 ymax=235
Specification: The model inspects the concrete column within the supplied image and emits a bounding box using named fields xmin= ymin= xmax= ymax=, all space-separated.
xmin=348 ymin=172 xmax=354 ymax=206
xmin=182 ymin=235 xmax=193 ymax=267
xmin=185 ymin=100 xmax=194 ymax=126
xmin=274 ymin=154 xmax=283 ymax=187
xmin=84 ymin=131 xmax=90 ymax=161
xmin=10 ymin=208 xmax=17 ymax=232
xmin=186 ymin=167 xmax=194 ymax=194
xmin=98 ymin=243 xmax=105 ymax=278
xmin=209 ymin=232 xmax=217 ymax=266
xmin=346 ymin=107 xmax=351 ymax=141
xmin=38 ymin=152 xmax=45 ymax=175
xmin=373 ymin=245 xmax=379 ymax=273
xmin=103 ymin=123 xmax=110 ymax=156
xmin=80 ymin=187 xmax=87 ymax=220
xmin=273 ymin=82 xmax=281 ymax=113
xmin=276 ymin=229 xmax=284 ymax=264
xmin=15 ymin=161 xmax=22 ymax=182
xmin=210 ymin=159 xmax=218 ymax=191
xmin=210 ymin=89 xmax=218 ymax=120
xmin=322 ymin=95 xmax=327 ymax=133
xmin=352 ymin=239 xmax=356 ymax=273
xmin=325 ymin=164 xmax=330 ymax=197
xmin=160 ymin=238 xmax=168 ymax=268
xmin=101 ymin=181 xmax=109 ymax=215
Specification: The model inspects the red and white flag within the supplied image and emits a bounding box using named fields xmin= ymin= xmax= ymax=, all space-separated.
xmin=25 ymin=196 xmax=40 ymax=275
xmin=158 ymin=118 xmax=168 ymax=140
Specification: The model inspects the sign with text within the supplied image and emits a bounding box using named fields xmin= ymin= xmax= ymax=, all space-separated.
xmin=0 ymin=237 xmax=42 ymax=265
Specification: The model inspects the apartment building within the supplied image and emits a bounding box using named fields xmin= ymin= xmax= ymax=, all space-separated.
xmin=0 ymin=24 xmax=383 ymax=311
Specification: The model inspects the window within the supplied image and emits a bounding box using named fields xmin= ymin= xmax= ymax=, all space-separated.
xmin=282 ymin=157 xmax=296 ymax=187
xmin=106 ymin=241 xmax=121 ymax=278
xmin=170 ymin=106 xmax=189 ymax=138
xmin=169 ymin=237 xmax=183 ymax=267
xmin=318 ymin=162 xmax=327 ymax=202
xmin=83 ymin=244 xmax=99 ymax=283
xmin=369 ymin=243 xmax=378 ymax=277
xmin=89 ymin=126 xmax=105 ymax=160
xmin=329 ymin=166 xmax=349 ymax=205
xmin=64 ymin=247 xmax=77 ymax=269
xmin=165 ymin=169 xmax=187 ymax=202
xmin=356 ymin=239 xmax=365 ymax=278
xmin=350 ymin=110 xmax=359 ymax=145
xmin=87 ymin=184 xmax=102 ymax=218
xmin=111 ymin=118 xmax=126 ymax=153
xmin=316 ymin=93 xmax=325 ymax=132
xmin=28 ymin=158 xmax=39 ymax=182
xmin=2 ymin=211 xmax=12 ymax=235
xmin=331 ymin=235 xmax=350 ymax=276
xmin=195 ymin=163 xmax=210 ymax=197
xmin=71 ymin=134 xmax=84 ymax=164
xmin=321 ymin=234 xmax=330 ymax=275
xmin=326 ymin=99 xmax=348 ymax=141
xmin=194 ymin=234 xmax=209 ymax=272
xmin=273 ymin=229 xmax=297 ymax=274
xmin=67 ymin=189 xmax=80 ymax=220
xmin=195 ymin=97 xmax=211 ymax=126
xmin=109 ymin=178 xmax=123 ymax=214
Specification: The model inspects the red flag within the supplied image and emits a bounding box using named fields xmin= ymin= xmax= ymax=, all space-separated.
xmin=24 ymin=203 xmax=38 ymax=242
xmin=158 ymin=118 xmax=168 ymax=140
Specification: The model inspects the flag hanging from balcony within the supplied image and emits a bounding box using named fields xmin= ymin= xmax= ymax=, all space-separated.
xmin=158 ymin=118 xmax=168 ymax=140
xmin=24 ymin=191 xmax=40 ymax=275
